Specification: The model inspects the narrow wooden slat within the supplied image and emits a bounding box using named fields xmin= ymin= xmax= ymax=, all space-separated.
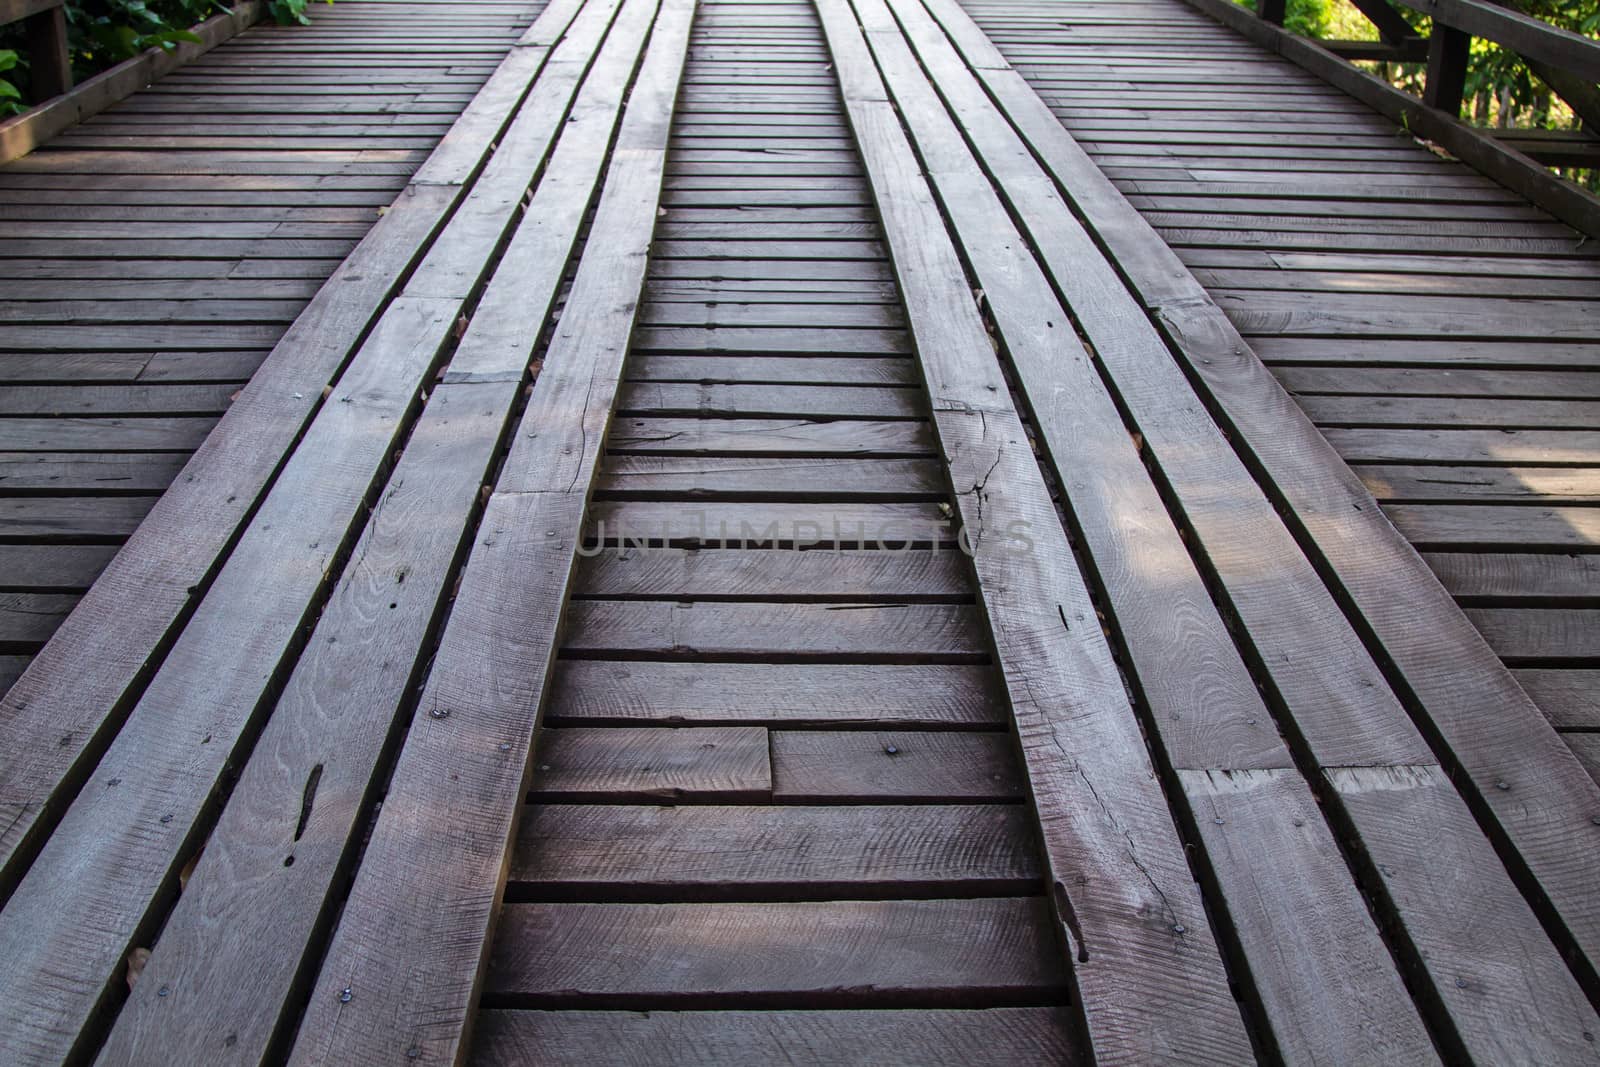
xmin=598 ymin=454 xmax=944 ymax=495
xmin=771 ymin=729 xmax=1023 ymax=801
xmin=585 ymin=499 xmax=953 ymax=543
xmin=287 ymin=7 xmax=694 ymax=1061
xmin=547 ymin=659 xmax=1005 ymax=725
xmin=607 ymin=415 xmax=933 ymax=455
xmin=1385 ymin=504 xmax=1600 ymax=550
xmin=485 ymin=897 xmax=1068 ymax=1005
xmin=575 ymin=546 xmax=968 ymax=598
xmin=1466 ymin=607 xmax=1600 ymax=660
xmin=1515 ymin=669 xmax=1600 ymax=729
xmin=471 ymin=1008 xmax=1081 ymax=1065
xmin=528 ymin=726 xmax=772 ymax=801
xmin=509 ymin=803 xmax=1039 ymax=894
xmin=561 ymin=600 xmax=985 ymax=659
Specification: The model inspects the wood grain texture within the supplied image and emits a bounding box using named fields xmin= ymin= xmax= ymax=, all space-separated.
xmin=771 ymin=729 xmax=1024 ymax=801
xmin=562 ymin=599 xmax=986 ymax=658
xmin=528 ymin=726 xmax=772 ymax=801
xmin=943 ymin=0 xmax=1600 ymax=1000
xmin=546 ymin=659 xmax=1006 ymax=725
xmin=93 ymin=0 xmax=623 ymax=1055
xmin=510 ymin=803 xmax=1041 ymax=895
xmin=0 ymin=0 xmax=567 ymax=908
xmin=486 ymin=897 xmax=1068 ymax=1004
xmin=575 ymin=546 xmax=970 ymax=598
xmin=815 ymin=0 xmax=1253 ymax=1056
xmin=472 ymin=1007 xmax=1082 ymax=1065
xmin=864 ymin=0 xmax=1443 ymax=1059
xmin=287 ymin=5 xmax=694 ymax=1060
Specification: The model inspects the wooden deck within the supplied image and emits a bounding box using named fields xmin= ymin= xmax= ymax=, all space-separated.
xmin=0 ymin=0 xmax=542 ymax=693
xmin=0 ymin=0 xmax=1598 ymax=1061
xmin=960 ymin=0 xmax=1600 ymax=800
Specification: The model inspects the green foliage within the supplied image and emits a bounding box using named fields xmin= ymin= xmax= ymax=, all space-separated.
xmin=1235 ymin=0 xmax=1334 ymax=37
xmin=0 ymin=48 xmax=23 ymax=117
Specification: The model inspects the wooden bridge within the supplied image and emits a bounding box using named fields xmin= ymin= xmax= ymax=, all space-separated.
xmin=1 ymin=0 xmax=1598 ymax=1060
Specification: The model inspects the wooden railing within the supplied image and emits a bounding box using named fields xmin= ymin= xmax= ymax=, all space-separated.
xmin=1179 ymin=0 xmax=1600 ymax=236
xmin=1258 ymin=0 xmax=1600 ymax=166
xmin=0 ymin=0 xmax=72 ymax=100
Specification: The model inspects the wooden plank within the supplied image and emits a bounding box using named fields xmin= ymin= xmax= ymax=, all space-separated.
xmin=598 ymin=454 xmax=944 ymax=495
xmin=528 ymin=726 xmax=772 ymax=801
xmin=585 ymin=500 xmax=953 ymax=544
xmin=561 ymin=600 xmax=986 ymax=659
xmin=286 ymin=6 xmax=693 ymax=1061
xmin=485 ymin=897 xmax=1068 ymax=1005
xmin=813 ymin=0 xmax=1252 ymax=1057
xmin=575 ymin=546 xmax=968 ymax=598
xmin=1568 ymin=733 xmax=1600 ymax=790
xmin=1323 ymin=427 xmax=1600 ymax=465
xmin=1423 ymin=551 xmax=1600 ymax=600
xmin=929 ymin=0 xmax=1600 ymax=992
xmin=1515 ymin=669 xmax=1600 ymax=729
xmin=0 ymin=0 xmax=590 ymax=908
xmin=1356 ymin=464 xmax=1600 ymax=503
xmin=771 ymin=729 xmax=1023 ymax=801
xmin=0 ymin=593 xmax=74 ymax=648
xmin=617 ymin=380 xmax=923 ymax=417
xmin=473 ymin=1007 xmax=1081 ymax=1064
xmin=607 ymin=416 xmax=933 ymax=455
xmin=509 ymin=803 xmax=1039 ymax=895
xmin=547 ymin=660 xmax=1005 ymax=726
xmin=0 ymin=544 xmax=119 ymax=589
xmin=1466 ymin=607 xmax=1600 ymax=660
xmin=1386 ymin=504 xmax=1600 ymax=549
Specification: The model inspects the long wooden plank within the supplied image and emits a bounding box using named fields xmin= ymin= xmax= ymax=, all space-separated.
xmin=546 ymin=659 xmax=1005 ymax=725
xmin=928 ymin=0 xmax=1600 ymax=1001
xmin=485 ymin=897 xmax=1067 ymax=1004
xmin=528 ymin=726 xmax=772 ymax=801
xmin=509 ymin=803 xmax=1039 ymax=894
xmin=287 ymin=6 xmax=694 ymax=1061
xmin=575 ymin=546 xmax=969 ymax=598
xmin=0 ymin=0 xmax=590 ymax=904
xmin=562 ymin=600 xmax=986 ymax=658
xmin=813 ymin=0 xmax=1252 ymax=1056
xmin=91 ymin=3 xmax=650 ymax=1059
xmin=472 ymin=1008 xmax=1081 ymax=1064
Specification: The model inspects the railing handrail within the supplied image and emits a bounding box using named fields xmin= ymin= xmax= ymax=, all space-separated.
xmin=1390 ymin=0 xmax=1600 ymax=84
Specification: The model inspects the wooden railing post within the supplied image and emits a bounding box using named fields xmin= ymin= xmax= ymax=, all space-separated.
xmin=1 ymin=0 xmax=73 ymax=101
xmin=1259 ymin=0 xmax=1286 ymax=24
xmin=25 ymin=3 xmax=72 ymax=98
xmin=1424 ymin=24 xmax=1471 ymax=114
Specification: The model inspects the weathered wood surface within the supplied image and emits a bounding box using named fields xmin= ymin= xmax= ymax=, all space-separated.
xmin=956 ymin=0 xmax=1600 ymax=768
xmin=817 ymin=0 xmax=1255 ymax=1057
xmin=0 ymin=0 xmax=549 ymax=904
xmin=953 ymin=0 xmax=1600 ymax=1005
xmin=0 ymin=0 xmax=542 ymax=707
xmin=5 ymin=0 xmax=1600 ymax=1060
xmin=287 ymin=3 xmax=695 ymax=1061
xmin=475 ymin=1008 xmax=1081 ymax=1063
xmin=472 ymin=3 xmax=1073 ymax=1061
